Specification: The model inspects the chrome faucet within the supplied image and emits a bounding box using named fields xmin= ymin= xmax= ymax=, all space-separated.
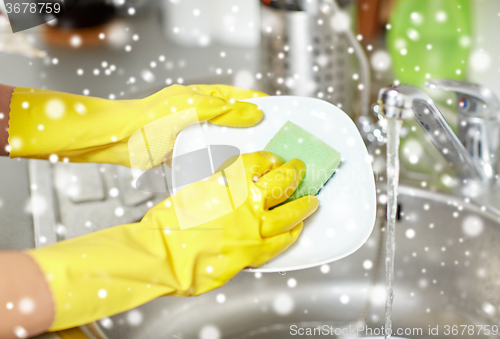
xmin=377 ymin=80 xmax=500 ymax=192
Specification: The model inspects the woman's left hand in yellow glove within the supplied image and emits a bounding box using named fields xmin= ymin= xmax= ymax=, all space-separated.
xmin=10 ymin=151 xmax=318 ymax=334
xmin=6 ymin=84 xmax=266 ymax=166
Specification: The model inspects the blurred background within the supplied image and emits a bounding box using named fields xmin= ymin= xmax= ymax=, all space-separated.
xmin=1 ymin=0 xmax=498 ymax=257
xmin=0 ymin=1 xmax=486 ymax=222
xmin=2 ymin=1 xmax=500 ymax=338
xmin=0 ymin=0 xmax=496 ymax=255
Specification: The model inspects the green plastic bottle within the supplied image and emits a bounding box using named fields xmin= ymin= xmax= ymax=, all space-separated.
xmin=387 ymin=0 xmax=472 ymax=87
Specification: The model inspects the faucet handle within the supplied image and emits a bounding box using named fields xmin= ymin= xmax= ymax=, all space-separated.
xmin=426 ymin=79 xmax=500 ymax=184
xmin=425 ymin=79 xmax=500 ymax=120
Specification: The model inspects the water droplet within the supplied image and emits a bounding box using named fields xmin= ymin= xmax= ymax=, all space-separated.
xmin=405 ymin=228 xmax=416 ymax=239
xmin=483 ymin=302 xmax=496 ymax=315
xmin=216 ymin=294 xmax=226 ymax=304
xmin=199 ymin=325 xmax=221 ymax=339
xmin=272 ymin=294 xmax=294 ymax=315
xmin=340 ymin=294 xmax=350 ymax=304
xmin=462 ymin=215 xmax=484 ymax=237
xmin=127 ymin=309 xmax=143 ymax=326
xmin=100 ymin=317 xmax=113 ymax=329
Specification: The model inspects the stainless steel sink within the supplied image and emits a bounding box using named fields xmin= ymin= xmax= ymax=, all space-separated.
xmin=84 ymin=184 xmax=500 ymax=339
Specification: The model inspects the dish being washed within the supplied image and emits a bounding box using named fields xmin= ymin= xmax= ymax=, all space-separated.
xmin=173 ymin=96 xmax=376 ymax=272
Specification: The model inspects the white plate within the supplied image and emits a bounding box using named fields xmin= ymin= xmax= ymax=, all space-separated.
xmin=173 ymin=96 xmax=376 ymax=272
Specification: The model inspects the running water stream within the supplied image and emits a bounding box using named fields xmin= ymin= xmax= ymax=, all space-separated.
xmin=384 ymin=118 xmax=403 ymax=339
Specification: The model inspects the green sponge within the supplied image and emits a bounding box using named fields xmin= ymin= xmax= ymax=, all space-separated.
xmin=264 ymin=121 xmax=341 ymax=201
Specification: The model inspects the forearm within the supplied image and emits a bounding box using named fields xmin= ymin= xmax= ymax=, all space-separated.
xmin=2 ymin=220 xmax=175 ymax=335
xmin=0 ymin=251 xmax=54 ymax=339
xmin=8 ymin=87 xmax=139 ymax=164
xmin=0 ymin=85 xmax=14 ymax=156
xmin=27 ymin=220 xmax=179 ymax=331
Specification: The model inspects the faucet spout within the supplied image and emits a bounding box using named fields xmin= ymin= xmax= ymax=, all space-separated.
xmin=377 ymin=85 xmax=489 ymax=187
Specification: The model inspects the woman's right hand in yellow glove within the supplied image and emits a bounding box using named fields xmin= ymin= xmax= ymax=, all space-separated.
xmin=18 ymin=151 xmax=319 ymax=333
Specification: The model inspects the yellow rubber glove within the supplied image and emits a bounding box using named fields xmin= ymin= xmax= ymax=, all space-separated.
xmin=8 ymin=84 xmax=266 ymax=166
xmin=27 ymin=151 xmax=319 ymax=331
